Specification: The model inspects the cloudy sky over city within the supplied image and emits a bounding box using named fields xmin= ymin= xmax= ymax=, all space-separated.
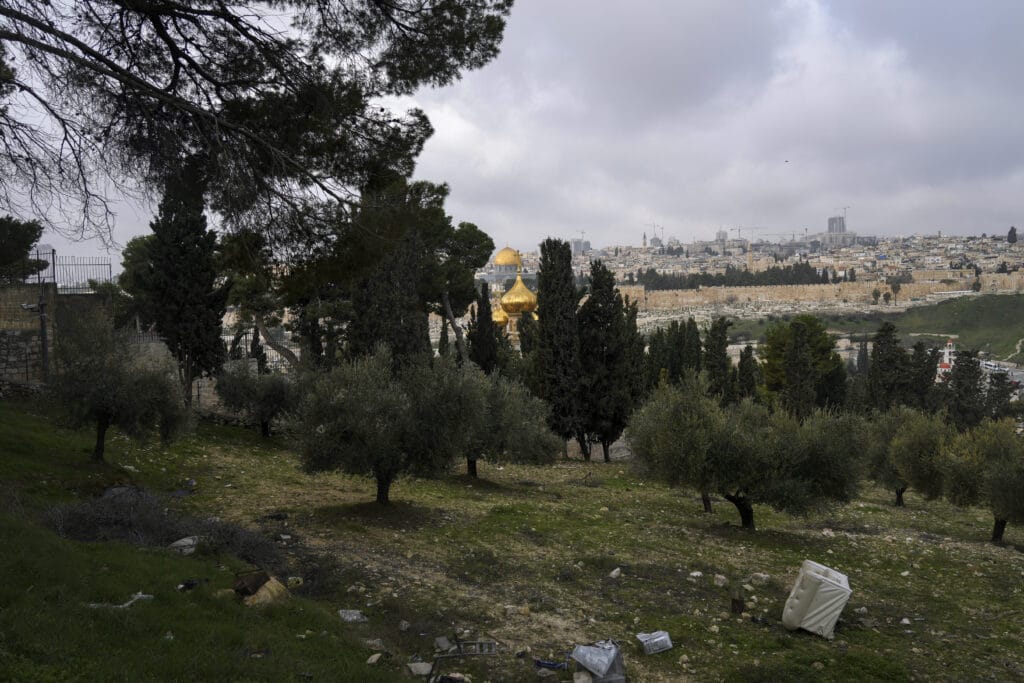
xmin=49 ymin=0 xmax=1024 ymax=259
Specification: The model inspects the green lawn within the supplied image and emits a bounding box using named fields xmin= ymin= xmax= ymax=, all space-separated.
xmin=3 ymin=399 xmax=1024 ymax=681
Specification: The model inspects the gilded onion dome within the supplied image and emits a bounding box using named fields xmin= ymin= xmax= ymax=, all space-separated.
xmin=492 ymin=306 xmax=509 ymax=326
xmin=493 ymin=246 xmax=522 ymax=267
xmin=500 ymin=272 xmax=538 ymax=314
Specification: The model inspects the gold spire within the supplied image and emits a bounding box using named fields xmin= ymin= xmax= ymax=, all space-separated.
xmin=500 ymin=266 xmax=538 ymax=315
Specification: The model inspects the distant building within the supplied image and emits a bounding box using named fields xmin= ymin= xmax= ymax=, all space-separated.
xmin=715 ymin=230 xmax=729 ymax=242
xmin=570 ymin=238 xmax=591 ymax=257
xmin=828 ymin=216 xmax=846 ymax=234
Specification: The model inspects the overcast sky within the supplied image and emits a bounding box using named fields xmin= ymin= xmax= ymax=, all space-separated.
xmin=48 ymin=0 xmax=1024 ymax=261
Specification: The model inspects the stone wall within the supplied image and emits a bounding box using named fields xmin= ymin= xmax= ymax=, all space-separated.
xmin=0 ymin=284 xmax=56 ymax=383
xmin=619 ymin=271 xmax=1024 ymax=312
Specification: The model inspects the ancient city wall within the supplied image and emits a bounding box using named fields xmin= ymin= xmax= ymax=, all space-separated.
xmin=619 ymin=271 xmax=1024 ymax=312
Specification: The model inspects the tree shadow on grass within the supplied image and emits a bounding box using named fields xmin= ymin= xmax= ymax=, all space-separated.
xmin=314 ymin=501 xmax=440 ymax=530
xmin=448 ymin=474 xmax=511 ymax=492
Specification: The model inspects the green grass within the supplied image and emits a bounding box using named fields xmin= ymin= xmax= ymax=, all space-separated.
xmin=4 ymin=399 xmax=1024 ymax=681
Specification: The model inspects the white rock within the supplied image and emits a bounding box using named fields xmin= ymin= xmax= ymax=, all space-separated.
xmin=366 ymin=653 xmax=383 ymax=665
xmin=714 ymin=574 xmax=728 ymax=587
xmin=168 ymin=536 xmax=199 ymax=555
xmin=609 ymin=567 xmax=622 ymax=579
xmin=689 ymin=571 xmax=703 ymax=579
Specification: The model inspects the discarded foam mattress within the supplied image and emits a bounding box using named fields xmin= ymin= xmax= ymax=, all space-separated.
xmin=781 ymin=559 xmax=851 ymax=640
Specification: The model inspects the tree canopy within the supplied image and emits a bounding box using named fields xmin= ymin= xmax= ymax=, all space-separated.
xmin=0 ymin=0 xmax=512 ymax=241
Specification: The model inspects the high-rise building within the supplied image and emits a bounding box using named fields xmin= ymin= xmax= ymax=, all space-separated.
xmin=828 ymin=216 xmax=846 ymax=234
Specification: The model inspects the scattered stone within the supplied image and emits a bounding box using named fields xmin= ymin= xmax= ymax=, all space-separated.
xmin=812 ymin=661 xmax=825 ymax=671
xmin=900 ymin=617 xmax=912 ymax=625
xmin=900 ymin=571 xmax=910 ymax=577
xmin=365 ymin=638 xmax=385 ymax=650
xmin=742 ymin=584 xmax=755 ymax=592
xmin=536 ymin=669 xmax=557 ymax=679
xmin=407 ymin=662 xmax=433 ymax=676
xmin=339 ymin=609 xmax=369 ymax=623
xmin=279 ymin=534 xmax=292 ymax=541
xmin=689 ymin=571 xmax=703 ymax=579
xmin=748 ymin=573 xmax=770 ymax=586
xmin=399 ymin=620 xmax=411 ymax=632
xmin=244 ymin=577 xmax=289 ymax=608
xmin=163 ymin=631 xmax=174 ymax=642
xmin=714 ymin=574 xmax=728 ymax=587
xmin=822 ymin=528 xmax=835 ymax=537
xmin=855 ymin=607 xmax=868 ymax=614
xmin=168 ymin=536 xmax=199 ymax=555
xmin=609 ymin=567 xmax=622 ymax=579
xmin=287 ymin=576 xmax=304 ymax=588
xmin=574 ymin=671 xmax=594 ymax=683
xmin=435 ymin=636 xmax=452 ymax=651
xmin=708 ymin=625 xmax=719 ymax=633
xmin=679 ymin=654 xmax=690 ymax=664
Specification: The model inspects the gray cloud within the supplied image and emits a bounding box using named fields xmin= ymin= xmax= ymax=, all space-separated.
xmin=47 ymin=0 xmax=1024 ymax=261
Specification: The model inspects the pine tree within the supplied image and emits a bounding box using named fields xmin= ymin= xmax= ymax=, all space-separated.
xmin=147 ymin=156 xmax=226 ymax=407
xmin=943 ymin=349 xmax=987 ymax=431
xmin=529 ymin=239 xmax=582 ymax=456
xmin=467 ymin=282 xmax=498 ymax=374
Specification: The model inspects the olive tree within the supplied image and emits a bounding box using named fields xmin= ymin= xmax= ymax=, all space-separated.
xmin=944 ymin=419 xmax=1024 ymax=545
xmin=465 ymin=374 xmax=562 ymax=478
xmin=52 ymin=313 xmax=184 ymax=461
xmin=885 ymin=408 xmax=952 ymax=506
xmin=628 ymin=387 xmax=865 ymax=530
xmin=214 ymin=361 xmax=297 ymax=437
xmin=300 ymin=348 xmax=486 ymax=505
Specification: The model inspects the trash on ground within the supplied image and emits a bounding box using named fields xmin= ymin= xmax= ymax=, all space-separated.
xmin=243 ymin=577 xmax=289 ymax=607
xmin=781 ymin=559 xmax=852 ymax=640
xmin=167 ymin=536 xmax=198 ymax=555
xmin=86 ymin=591 xmax=154 ymax=609
xmin=533 ymin=657 xmax=569 ymax=670
xmin=366 ymin=653 xmax=383 ymax=665
xmin=339 ymin=609 xmax=369 ymax=622
xmin=407 ymin=661 xmax=433 ymax=676
xmin=435 ymin=635 xmax=453 ymax=651
xmin=635 ymin=630 xmax=673 ymax=654
xmin=176 ymin=578 xmax=207 ymax=592
xmin=233 ymin=570 xmax=270 ymax=596
xmin=571 ymin=640 xmax=626 ymax=683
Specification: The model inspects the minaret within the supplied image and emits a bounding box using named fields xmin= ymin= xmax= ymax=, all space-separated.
xmin=643 ymin=232 xmax=647 ymax=248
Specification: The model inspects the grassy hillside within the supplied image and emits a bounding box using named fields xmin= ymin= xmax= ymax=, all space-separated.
xmin=0 ymin=404 xmax=391 ymax=682
xmin=4 ymin=400 xmax=1023 ymax=681
xmin=731 ymin=294 xmax=1024 ymax=362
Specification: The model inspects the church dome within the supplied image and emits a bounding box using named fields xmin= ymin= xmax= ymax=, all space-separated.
xmin=492 ymin=306 xmax=509 ymax=326
xmin=500 ymin=273 xmax=538 ymax=314
xmin=493 ymin=246 xmax=522 ymax=267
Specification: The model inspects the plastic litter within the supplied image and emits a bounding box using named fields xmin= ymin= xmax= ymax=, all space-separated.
xmin=86 ymin=591 xmax=153 ymax=609
xmin=338 ymin=609 xmax=369 ymax=622
xmin=635 ymin=630 xmax=672 ymax=654
xmin=570 ymin=640 xmax=626 ymax=683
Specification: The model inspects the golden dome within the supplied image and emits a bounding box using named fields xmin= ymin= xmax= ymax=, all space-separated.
xmin=492 ymin=306 xmax=509 ymax=326
xmin=500 ymin=273 xmax=538 ymax=314
xmin=493 ymin=246 xmax=522 ymax=267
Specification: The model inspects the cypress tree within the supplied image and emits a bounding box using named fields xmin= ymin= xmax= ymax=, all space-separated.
xmin=529 ymin=238 xmax=582 ymax=456
xmin=704 ymin=317 xmax=734 ymax=402
xmin=147 ymin=155 xmax=226 ymax=407
xmin=867 ymin=322 xmax=910 ymax=410
xmin=467 ymin=282 xmax=498 ymax=374
xmin=737 ymin=344 xmax=760 ymax=399
xmin=682 ymin=317 xmax=703 ymax=372
xmin=578 ymin=260 xmax=642 ymax=462
xmin=437 ymin=317 xmax=451 ymax=357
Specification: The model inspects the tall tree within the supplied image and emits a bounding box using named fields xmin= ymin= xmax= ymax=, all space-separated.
xmin=577 ymin=260 xmax=644 ymax=462
xmin=704 ymin=317 xmax=735 ymax=403
xmin=682 ymin=318 xmax=704 ymax=372
xmin=142 ymin=158 xmax=227 ymax=407
xmin=761 ymin=315 xmax=846 ymax=417
xmin=467 ymin=282 xmax=498 ymax=374
xmin=348 ymin=234 xmax=431 ymax=365
xmin=1008 ymin=226 xmax=1018 ymax=245
xmin=736 ymin=344 xmax=761 ymax=399
xmin=942 ymin=349 xmax=987 ymax=431
xmin=867 ymin=322 xmax=910 ymax=411
xmin=907 ymin=341 xmax=941 ymax=411
xmin=529 ymin=239 xmax=582 ymax=456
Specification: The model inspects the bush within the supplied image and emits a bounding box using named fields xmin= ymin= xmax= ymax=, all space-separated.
xmin=215 ymin=361 xmax=297 ymax=436
xmin=48 ymin=487 xmax=285 ymax=572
